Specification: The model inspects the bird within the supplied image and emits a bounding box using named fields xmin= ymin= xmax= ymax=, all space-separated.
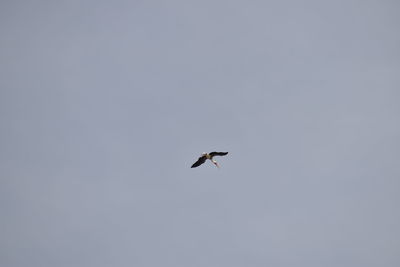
xmin=191 ymin=151 xmax=228 ymax=168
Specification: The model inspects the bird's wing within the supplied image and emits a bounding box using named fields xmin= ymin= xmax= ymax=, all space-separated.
xmin=209 ymin=152 xmax=228 ymax=157
xmin=191 ymin=155 xmax=207 ymax=168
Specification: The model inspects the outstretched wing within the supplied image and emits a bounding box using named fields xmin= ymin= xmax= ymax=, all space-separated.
xmin=209 ymin=151 xmax=228 ymax=157
xmin=191 ymin=155 xmax=207 ymax=168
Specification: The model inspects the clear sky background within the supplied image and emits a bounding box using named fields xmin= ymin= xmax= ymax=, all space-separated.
xmin=1 ymin=1 xmax=399 ymax=267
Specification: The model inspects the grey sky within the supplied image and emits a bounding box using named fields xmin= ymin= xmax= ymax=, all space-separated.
xmin=1 ymin=1 xmax=399 ymax=266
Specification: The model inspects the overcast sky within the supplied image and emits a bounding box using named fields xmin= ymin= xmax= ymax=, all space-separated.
xmin=1 ymin=1 xmax=400 ymax=267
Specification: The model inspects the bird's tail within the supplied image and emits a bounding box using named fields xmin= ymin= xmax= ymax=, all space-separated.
xmin=212 ymin=160 xmax=220 ymax=168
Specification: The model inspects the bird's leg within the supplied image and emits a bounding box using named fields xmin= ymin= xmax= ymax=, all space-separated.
xmin=212 ymin=159 xmax=219 ymax=168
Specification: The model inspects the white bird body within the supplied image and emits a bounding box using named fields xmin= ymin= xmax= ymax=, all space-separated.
xmin=191 ymin=152 xmax=228 ymax=168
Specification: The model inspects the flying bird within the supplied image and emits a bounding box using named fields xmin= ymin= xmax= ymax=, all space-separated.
xmin=191 ymin=152 xmax=228 ymax=168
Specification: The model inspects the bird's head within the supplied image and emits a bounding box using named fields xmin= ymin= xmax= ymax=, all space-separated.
xmin=201 ymin=152 xmax=207 ymax=156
